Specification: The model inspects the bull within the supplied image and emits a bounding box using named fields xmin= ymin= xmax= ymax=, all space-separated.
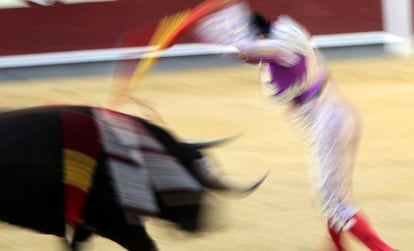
xmin=0 ymin=105 xmax=267 ymax=251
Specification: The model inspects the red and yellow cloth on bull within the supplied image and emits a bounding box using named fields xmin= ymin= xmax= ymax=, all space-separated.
xmin=61 ymin=110 xmax=99 ymax=227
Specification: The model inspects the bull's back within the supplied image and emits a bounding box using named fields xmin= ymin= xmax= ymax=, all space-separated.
xmin=0 ymin=105 xmax=91 ymax=233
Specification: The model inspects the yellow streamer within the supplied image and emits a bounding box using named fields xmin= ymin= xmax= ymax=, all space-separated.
xmin=127 ymin=10 xmax=190 ymax=90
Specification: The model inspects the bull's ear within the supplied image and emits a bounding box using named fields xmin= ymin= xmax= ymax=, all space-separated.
xmin=182 ymin=133 xmax=243 ymax=149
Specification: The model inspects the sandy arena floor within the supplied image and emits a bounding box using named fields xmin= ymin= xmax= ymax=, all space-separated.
xmin=0 ymin=54 xmax=413 ymax=250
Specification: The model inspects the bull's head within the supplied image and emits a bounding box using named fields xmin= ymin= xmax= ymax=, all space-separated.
xmin=157 ymin=135 xmax=268 ymax=232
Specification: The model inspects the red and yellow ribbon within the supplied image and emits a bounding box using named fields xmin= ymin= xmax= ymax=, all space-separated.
xmin=109 ymin=0 xmax=240 ymax=106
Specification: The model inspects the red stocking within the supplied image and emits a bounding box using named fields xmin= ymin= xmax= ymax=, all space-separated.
xmin=348 ymin=213 xmax=395 ymax=251
xmin=328 ymin=221 xmax=346 ymax=251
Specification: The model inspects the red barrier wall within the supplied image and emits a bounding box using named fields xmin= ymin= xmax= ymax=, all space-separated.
xmin=0 ymin=0 xmax=383 ymax=56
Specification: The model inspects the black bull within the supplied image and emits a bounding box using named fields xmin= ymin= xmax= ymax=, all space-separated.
xmin=0 ymin=105 xmax=267 ymax=251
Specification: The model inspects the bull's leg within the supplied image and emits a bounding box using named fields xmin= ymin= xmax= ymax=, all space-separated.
xmin=97 ymin=224 xmax=158 ymax=251
xmin=60 ymin=226 xmax=94 ymax=251
xmin=71 ymin=226 xmax=94 ymax=251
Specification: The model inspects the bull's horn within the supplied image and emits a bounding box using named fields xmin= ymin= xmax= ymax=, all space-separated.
xmin=218 ymin=169 xmax=270 ymax=197
xmin=238 ymin=169 xmax=269 ymax=194
xmin=193 ymin=158 xmax=269 ymax=195
xmin=182 ymin=133 xmax=243 ymax=149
